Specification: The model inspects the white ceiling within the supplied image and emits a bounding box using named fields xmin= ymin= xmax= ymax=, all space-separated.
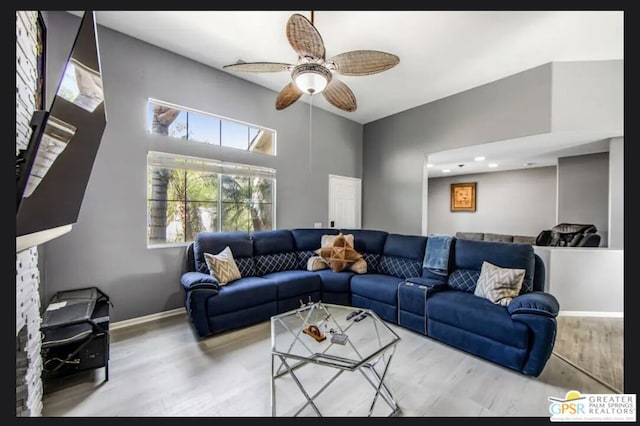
xmin=84 ymin=10 xmax=624 ymax=125
xmin=426 ymin=131 xmax=614 ymax=178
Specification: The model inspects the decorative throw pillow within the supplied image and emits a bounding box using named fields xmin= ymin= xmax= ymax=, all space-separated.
xmin=203 ymin=246 xmax=242 ymax=286
xmin=474 ymin=261 xmax=525 ymax=306
xmin=349 ymin=257 xmax=367 ymax=274
xmin=320 ymin=233 xmax=354 ymax=249
xmin=316 ymin=233 xmax=363 ymax=272
xmin=307 ymin=256 xmax=329 ymax=271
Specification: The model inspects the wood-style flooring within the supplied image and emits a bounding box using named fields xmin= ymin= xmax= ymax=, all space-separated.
xmin=42 ymin=312 xmax=620 ymax=417
xmin=554 ymin=316 xmax=623 ymax=393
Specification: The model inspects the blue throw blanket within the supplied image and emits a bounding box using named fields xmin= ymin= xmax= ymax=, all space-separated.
xmin=423 ymin=234 xmax=453 ymax=276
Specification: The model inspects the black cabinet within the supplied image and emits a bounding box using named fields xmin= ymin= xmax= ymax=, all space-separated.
xmin=41 ymin=287 xmax=110 ymax=382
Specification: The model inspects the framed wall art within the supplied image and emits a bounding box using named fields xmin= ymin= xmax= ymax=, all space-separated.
xmin=451 ymin=182 xmax=476 ymax=212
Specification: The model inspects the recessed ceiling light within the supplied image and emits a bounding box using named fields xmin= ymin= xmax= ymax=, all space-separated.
xmin=524 ymin=162 xmax=536 ymax=166
xmin=427 ymin=163 xmax=434 ymax=168
xmin=488 ymin=163 xmax=498 ymax=168
xmin=442 ymin=169 xmax=451 ymax=173
xmin=474 ymin=156 xmax=485 ymax=161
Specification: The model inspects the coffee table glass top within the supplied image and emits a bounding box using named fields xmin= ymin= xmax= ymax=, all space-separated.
xmin=270 ymin=302 xmax=400 ymax=371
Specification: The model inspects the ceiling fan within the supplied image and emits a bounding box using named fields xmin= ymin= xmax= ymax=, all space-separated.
xmin=222 ymin=12 xmax=400 ymax=112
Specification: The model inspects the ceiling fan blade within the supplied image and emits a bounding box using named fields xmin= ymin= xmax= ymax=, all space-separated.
xmin=275 ymin=82 xmax=303 ymax=110
xmin=286 ymin=14 xmax=325 ymax=60
xmin=223 ymin=62 xmax=293 ymax=73
xmin=326 ymin=50 xmax=400 ymax=76
xmin=322 ymin=79 xmax=357 ymax=112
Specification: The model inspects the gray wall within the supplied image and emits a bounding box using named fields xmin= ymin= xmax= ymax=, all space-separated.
xmin=609 ymin=137 xmax=623 ymax=249
xmin=42 ymin=12 xmax=363 ymax=321
xmin=551 ymin=60 xmax=623 ymax=134
xmin=362 ymin=64 xmax=553 ymax=234
xmin=427 ymin=167 xmax=557 ymax=237
xmin=557 ymin=152 xmax=609 ymax=246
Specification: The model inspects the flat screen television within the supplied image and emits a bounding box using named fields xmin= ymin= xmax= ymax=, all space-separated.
xmin=16 ymin=11 xmax=107 ymax=251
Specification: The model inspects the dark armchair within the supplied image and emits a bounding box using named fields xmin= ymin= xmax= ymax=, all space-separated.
xmin=535 ymin=223 xmax=601 ymax=247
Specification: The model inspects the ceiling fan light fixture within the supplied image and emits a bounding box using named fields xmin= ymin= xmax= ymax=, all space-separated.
xmin=292 ymin=63 xmax=332 ymax=94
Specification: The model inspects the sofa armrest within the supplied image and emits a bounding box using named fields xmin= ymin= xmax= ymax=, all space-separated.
xmin=508 ymin=291 xmax=559 ymax=318
xmin=404 ymin=277 xmax=447 ymax=288
xmin=181 ymin=272 xmax=220 ymax=292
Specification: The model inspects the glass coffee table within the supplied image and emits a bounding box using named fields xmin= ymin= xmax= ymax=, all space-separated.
xmin=270 ymin=301 xmax=401 ymax=417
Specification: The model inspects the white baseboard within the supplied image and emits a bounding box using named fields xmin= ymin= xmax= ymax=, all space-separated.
xmin=110 ymin=307 xmax=186 ymax=330
xmin=558 ymin=310 xmax=623 ymax=318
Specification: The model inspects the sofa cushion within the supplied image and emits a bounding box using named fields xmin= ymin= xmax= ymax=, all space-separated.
xmin=235 ymin=257 xmax=256 ymax=277
xmin=484 ymin=233 xmax=514 ymax=243
xmin=193 ymin=231 xmax=253 ymax=275
xmin=350 ymin=274 xmax=404 ymax=305
xmin=455 ymin=232 xmax=484 ymax=241
xmin=290 ymin=228 xmax=338 ymax=251
xmin=252 ymin=229 xmax=295 ymax=254
xmin=513 ymin=235 xmax=536 ymax=244
xmin=426 ymin=290 xmax=530 ymax=349
xmin=382 ymin=234 xmax=427 ymax=260
xmin=378 ymin=256 xmax=422 ymax=279
xmin=207 ymin=277 xmax=277 ymax=316
xmin=362 ymin=253 xmax=382 ymax=273
xmin=255 ymin=253 xmax=298 ymax=275
xmin=263 ymin=270 xmax=322 ymax=300
xmin=339 ymin=229 xmax=387 ymax=253
xmin=453 ymin=239 xmax=534 ymax=294
xmin=447 ymin=269 xmax=481 ymax=293
xmin=252 ymin=230 xmax=298 ymax=275
xmin=204 ymin=247 xmax=242 ymax=285
xmin=339 ymin=229 xmax=387 ymax=273
xmin=474 ymin=261 xmax=525 ymax=306
xmin=315 ymin=269 xmax=354 ymax=294
xmin=297 ymin=250 xmax=316 ymax=269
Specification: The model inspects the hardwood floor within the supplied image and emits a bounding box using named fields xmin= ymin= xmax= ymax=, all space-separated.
xmin=554 ymin=316 xmax=624 ymax=393
xmin=42 ymin=312 xmax=619 ymax=417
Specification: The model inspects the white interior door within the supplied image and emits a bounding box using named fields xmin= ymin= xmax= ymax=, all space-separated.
xmin=328 ymin=174 xmax=361 ymax=229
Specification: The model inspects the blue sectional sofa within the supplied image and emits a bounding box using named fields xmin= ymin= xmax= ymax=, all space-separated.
xmin=180 ymin=228 xmax=559 ymax=376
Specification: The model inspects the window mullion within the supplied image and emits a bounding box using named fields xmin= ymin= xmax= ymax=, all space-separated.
xmin=218 ymin=173 xmax=222 ymax=232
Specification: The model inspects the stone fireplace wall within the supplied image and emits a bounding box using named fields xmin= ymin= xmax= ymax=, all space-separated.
xmin=16 ymin=10 xmax=43 ymax=417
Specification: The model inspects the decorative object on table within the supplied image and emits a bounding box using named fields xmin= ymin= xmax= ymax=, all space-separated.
xmin=302 ymin=324 xmax=326 ymax=342
xmin=450 ymin=182 xmax=477 ymax=212
xmin=222 ymin=11 xmax=400 ymax=112
xmin=346 ymin=310 xmax=363 ymax=320
xmin=330 ymin=332 xmax=349 ymax=345
xmin=354 ymin=312 xmax=369 ymax=322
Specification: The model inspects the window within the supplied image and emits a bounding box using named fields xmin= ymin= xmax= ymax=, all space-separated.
xmin=147 ymin=151 xmax=275 ymax=246
xmin=146 ymin=99 xmax=275 ymax=155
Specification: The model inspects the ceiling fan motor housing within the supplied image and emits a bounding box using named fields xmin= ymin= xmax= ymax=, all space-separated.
xmin=292 ymin=63 xmax=332 ymax=94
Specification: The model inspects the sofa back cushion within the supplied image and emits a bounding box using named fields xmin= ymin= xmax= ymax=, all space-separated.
xmin=484 ymin=233 xmax=514 ymax=243
xmin=339 ymin=229 xmax=388 ymax=273
xmin=452 ymin=239 xmax=535 ymax=294
xmin=193 ymin=231 xmax=254 ymax=276
xmin=377 ymin=234 xmax=426 ymax=279
xmin=291 ymin=228 xmax=339 ymax=269
xmin=447 ymin=269 xmax=482 ymax=293
xmin=252 ymin=230 xmax=297 ymax=275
